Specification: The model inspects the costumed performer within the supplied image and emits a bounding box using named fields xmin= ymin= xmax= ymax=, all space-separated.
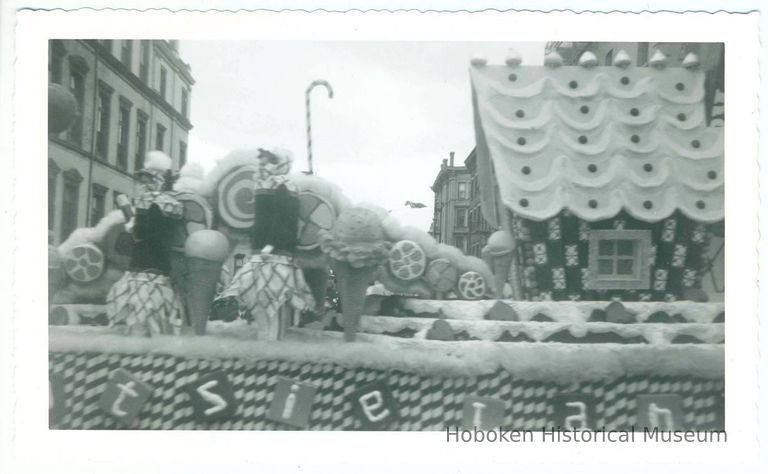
xmin=106 ymin=151 xmax=186 ymax=336
xmin=213 ymin=148 xmax=315 ymax=340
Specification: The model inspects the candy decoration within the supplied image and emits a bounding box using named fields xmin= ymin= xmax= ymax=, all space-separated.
xmin=505 ymin=49 xmax=522 ymax=67
xmin=348 ymin=381 xmax=399 ymax=430
xmin=424 ymin=258 xmax=459 ymax=292
xmin=48 ymin=83 xmax=78 ymax=133
xmin=543 ymin=50 xmax=563 ymax=68
xmin=98 ymin=369 xmax=154 ymax=427
xmin=217 ymin=165 xmax=259 ymax=229
xmin=266 ymin=378 xmax=317 ymax=428
xmin=462 ymin=396 xmax=506 ymax=429
xmin=62 ymin=243 xmax=105 ymax=283
xmin=636 ymin=394 xmax=685 ymax=431
xmin=184 ymin=372 xmax=238 ymax=422
xmin=552 ymin=394 xmax=596 ymax=431
xmin=388 ymin=240 xmax=427 ymax=281
xmin=457 ymin=271 xmax=487 ymax=300
xmin=305 ymin=80 xmax=334 ymax=174
xmin=470 ymin=56 xmax=488 ymax=67
xmin=297 ymin=192 xmax=336 ymax=250
xmin=578 ymin=51 xmax=598 ymax=68
xmin=682 ymin=52 xmax=701 ymax=70
xmin=175 ymin=190 xmax=214 ymax=235
xmin=613 ymin=50 xmax=632 ymax=68
xmin=649 ymin=49 xmax=668 ymax=68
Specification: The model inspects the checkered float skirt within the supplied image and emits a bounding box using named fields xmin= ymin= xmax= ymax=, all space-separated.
xmin=106 ymin=271 xmax=184 ymax=336
xmin=216 ymin=254 xmax=315 ymax=340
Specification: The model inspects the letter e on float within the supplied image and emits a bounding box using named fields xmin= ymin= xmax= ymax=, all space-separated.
xmin=348 ymin=380 xmax=400 ymax=430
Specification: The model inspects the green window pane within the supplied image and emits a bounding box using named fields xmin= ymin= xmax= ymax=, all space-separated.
xmin=617 ymin=259 xmax=634 ymax=275
xmin=598 ymin=240 xmax=615 ymax=256
xmin=617 ymin=240 xmax=635 ymax=256
xmin=598 ymin=259 xmax=614 ymax=275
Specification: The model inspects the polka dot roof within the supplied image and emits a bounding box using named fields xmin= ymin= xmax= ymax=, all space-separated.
xmin=470 ymin=56 xmax=723 ymax=223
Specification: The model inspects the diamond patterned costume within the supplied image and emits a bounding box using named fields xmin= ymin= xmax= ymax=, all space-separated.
xmin=107 ymin=191 xmax=185 ymax=335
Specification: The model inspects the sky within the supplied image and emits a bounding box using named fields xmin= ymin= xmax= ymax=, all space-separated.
xmin=180 ymin=41 xmax=544 ymax=230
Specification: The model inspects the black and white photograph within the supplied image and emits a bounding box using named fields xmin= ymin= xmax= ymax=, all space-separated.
xmin=46 ymin=38 xmax=726 ymax=431
xmin=2 ymin=4 xmax=764 ymax=473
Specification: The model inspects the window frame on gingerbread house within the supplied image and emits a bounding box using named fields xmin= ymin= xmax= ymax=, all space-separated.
xmin=586 ymin=229 xmax=652 ymax=290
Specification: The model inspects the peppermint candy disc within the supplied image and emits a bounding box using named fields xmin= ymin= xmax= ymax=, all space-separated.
xmin=62 ymin=243 xmax=105 ymax=283
xmin=217 ymin=165 xmax=259 ymax=229
xmin=388 ymin=240 xmax=427 ymax=281
xmin=297 ymin=192 xmax=336 ymax=251
xmin=457 ymin=271 xmax=487 ymax=300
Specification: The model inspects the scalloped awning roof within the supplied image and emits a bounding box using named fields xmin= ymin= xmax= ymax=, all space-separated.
xmin=470 ymin=63 xmax=724 ymax=223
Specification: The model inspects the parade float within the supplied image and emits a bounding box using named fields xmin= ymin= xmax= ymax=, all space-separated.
xmin=48 ymin=49 xmax=724 ymax=432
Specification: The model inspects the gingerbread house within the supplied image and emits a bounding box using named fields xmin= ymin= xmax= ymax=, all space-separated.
xmin=470 ymin=50 xmax=723 ymax=302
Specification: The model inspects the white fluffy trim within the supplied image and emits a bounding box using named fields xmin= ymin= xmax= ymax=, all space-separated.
xmin=57 ymin=210 xmax=125 ymax=255
xmin=49 ymin=325 xmax=723 ymax=381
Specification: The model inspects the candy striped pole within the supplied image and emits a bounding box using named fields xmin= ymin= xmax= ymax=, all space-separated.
xmin=305 ymin=80 xmax=334 ymax=175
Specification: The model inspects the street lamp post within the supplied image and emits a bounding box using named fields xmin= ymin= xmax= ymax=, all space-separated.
xmin=305 ymin=79 xmax=334 ymax=175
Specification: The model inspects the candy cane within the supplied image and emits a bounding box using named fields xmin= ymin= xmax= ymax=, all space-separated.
xmin=305 ymin=80 xmax=334 ymax=175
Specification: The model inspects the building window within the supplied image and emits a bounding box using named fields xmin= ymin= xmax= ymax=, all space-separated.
xmin=179 ymin=140 xmax=187 ymax=169
xmin=61 ymin=169 xmax=83 ymax=242
xmin=66 ymin=68 xmax=86 ymax=146
xmin=117 ymin=98 xmax=132 ymax=170
xmin=454 ymin=236 xmax=467 ymax=254
xmin=120 ymin=40 xmax=133 ymax=68
xmin=159 ymin=66 xmax=167 ymax=100
xmin=135 ymin=111 xmax=148 ymax=171
xmin=96 ymin=83 xmax=113 ymax=160
xmin=48 ymin=160 xmax=61 ymax=231
xmin=458 ymin=182 xmax=467 ymax=200
xmin=49 ymin=40 xmax=66 ymax=84
xmin=139 ymin=40 xmax=150 ymax=82
xmin=181 ymin=88 xmax=189 ymax=118
xmin=91 ymin=184 xmax=108 ymax=226
xmin=155 ymin=123 xmax=166 ymax=151
xmin=455 ymin=207 xmax=467 ymax=227
xmin=587 ymin=229 xmax=652 ymax=290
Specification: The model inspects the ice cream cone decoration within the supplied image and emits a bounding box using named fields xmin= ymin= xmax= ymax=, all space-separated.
xmin=184 ymin=230 xmax=230 ymax=335
xmin=319 ymin=206 xmax=390 ymax=341
xmin=482 ymin=230 xmax=516 ymax=299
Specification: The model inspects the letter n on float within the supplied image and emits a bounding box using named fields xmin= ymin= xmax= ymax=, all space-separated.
xmin=636 ymin=394 xmax=685 ymax=432
xmin=348 ymin=380 xmax=399 ymax=430
xmin=462 ymin=396 xmax=506 ymax=430
xmin=97 ymin=369 xmax=155 ymax=427
xmin=183 ymin=371 xmax=238 ymax=423
xmin=266 ymin=378 xmax=317 ymax=428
